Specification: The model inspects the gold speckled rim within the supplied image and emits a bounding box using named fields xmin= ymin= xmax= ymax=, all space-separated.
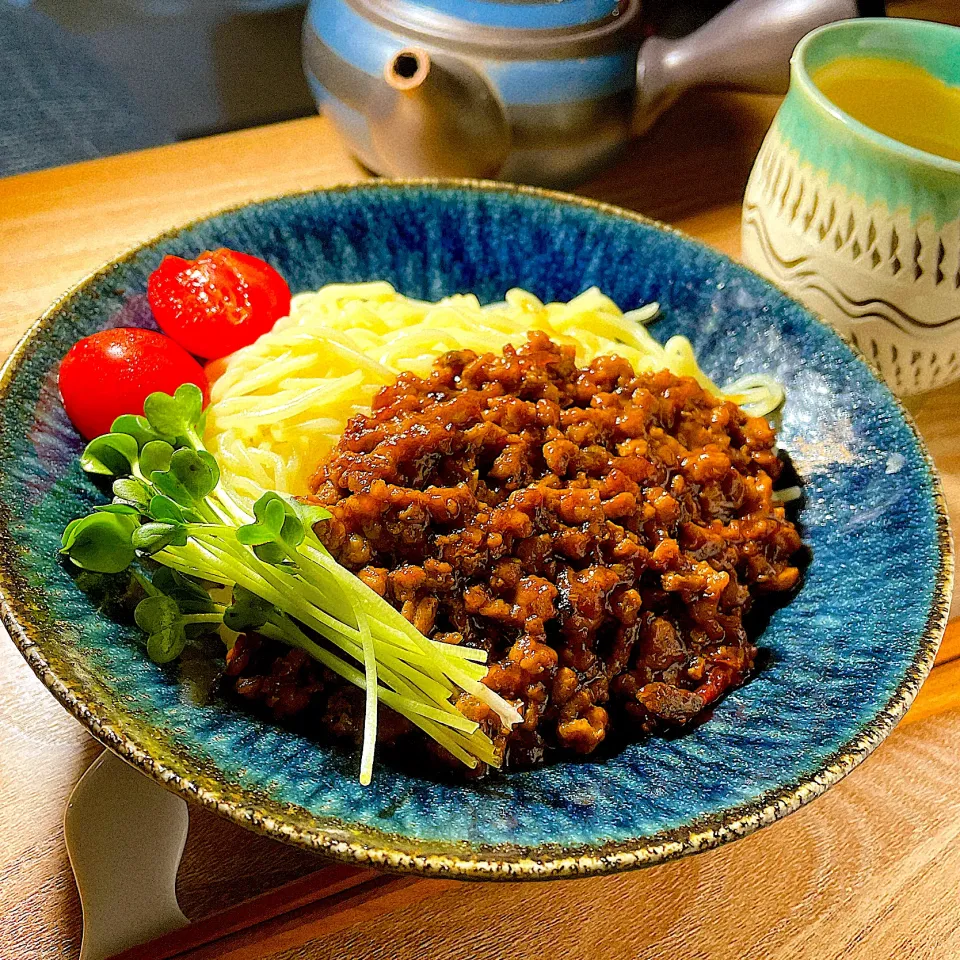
xmin=0 ymin=178 xmax=953 ymax=880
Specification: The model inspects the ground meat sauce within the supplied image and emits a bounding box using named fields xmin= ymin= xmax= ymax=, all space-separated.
xmin=225 ymin=332 xmax=802 ymax=773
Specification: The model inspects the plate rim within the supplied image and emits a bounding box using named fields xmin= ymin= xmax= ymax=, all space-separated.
xmin=0 ymin=177 xmax=953 ymax=880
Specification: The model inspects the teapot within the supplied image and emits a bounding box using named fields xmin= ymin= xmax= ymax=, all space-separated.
xmin=302 ymin=0 xmax=882 ymax=188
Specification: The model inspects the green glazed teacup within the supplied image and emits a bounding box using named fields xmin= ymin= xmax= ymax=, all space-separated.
xmin=742 ymin=18 xmax=960 ymax=396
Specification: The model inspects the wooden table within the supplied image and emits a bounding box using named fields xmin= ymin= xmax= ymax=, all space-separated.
xmin=3 ymin=6 xmax=960 ymax=957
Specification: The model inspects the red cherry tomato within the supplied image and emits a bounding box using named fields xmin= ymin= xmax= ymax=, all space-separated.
xmin=147 ymin=248 xmax=291 ymax=360
xmin=203 ymin=355 xmax=230 ymax=388
xmin=59 ymin=328 xmax=208 ymax=440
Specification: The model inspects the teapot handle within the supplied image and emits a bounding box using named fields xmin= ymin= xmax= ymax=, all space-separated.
xmin=635 ymin=0 xmax=884 ymax=133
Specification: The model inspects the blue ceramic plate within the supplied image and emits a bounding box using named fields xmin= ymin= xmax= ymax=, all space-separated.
xmin=0 ymin=181 xmax=951 ymax=879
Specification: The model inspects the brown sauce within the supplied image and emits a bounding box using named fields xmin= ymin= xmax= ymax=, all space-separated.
xmin=225 ymin=333 xmax=802 ymax=773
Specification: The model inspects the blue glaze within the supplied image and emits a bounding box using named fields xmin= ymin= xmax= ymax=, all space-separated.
xmin=485 ymin=51 xmax=635 ymax=104
xmin=305 ymin=74 xmax=331 ymax=106
xmin=308 ymin=0 xmax=405 ymax=78
xmin=393 ymin=0 xmax=619 ymax=30
xmin=307 ymin=0 xmax=637 ymax=105
xmin=0 ymin=183 xmax=947 ymax=868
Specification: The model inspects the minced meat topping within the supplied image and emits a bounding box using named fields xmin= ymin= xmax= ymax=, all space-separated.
xmin=226 ymin=332 xmax=801 ymax=771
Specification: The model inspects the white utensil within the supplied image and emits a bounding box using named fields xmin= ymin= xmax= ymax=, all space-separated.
xmin=65 ymin=750 xmax=190 ymax=960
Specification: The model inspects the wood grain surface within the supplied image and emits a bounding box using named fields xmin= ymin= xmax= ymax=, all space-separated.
xmin=190 ymin=709 xmax=960 ymax=960
xmin=2 ymin=3 xmax=959 ymax=957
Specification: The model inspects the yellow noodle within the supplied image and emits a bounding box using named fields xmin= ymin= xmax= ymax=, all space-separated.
xmin=206 ymin=283 xmax=783 ymax=504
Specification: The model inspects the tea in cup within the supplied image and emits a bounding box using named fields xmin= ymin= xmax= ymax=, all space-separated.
xmin=742 ymin=18 xmax=960 ymax=396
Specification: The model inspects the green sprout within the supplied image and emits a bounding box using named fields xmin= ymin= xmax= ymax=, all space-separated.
xmin=59 ymin=382 xmax=519 ymax=785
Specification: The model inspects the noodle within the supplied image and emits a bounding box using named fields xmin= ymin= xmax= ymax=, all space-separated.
xmin=206 ymin=284 xmax=784 ymax=504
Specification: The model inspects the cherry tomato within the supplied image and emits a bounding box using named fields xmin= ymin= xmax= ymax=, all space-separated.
xmin=203 ymin=355 xmax=230 ymax=388
xmin=147 ymin=248 xmax=291 ymax=359
xmin=59 ymin=328 xmax=208 ymax=440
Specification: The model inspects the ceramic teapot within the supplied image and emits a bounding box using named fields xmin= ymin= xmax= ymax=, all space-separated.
xmin=303 ymin=0 xmax=882 ymax=187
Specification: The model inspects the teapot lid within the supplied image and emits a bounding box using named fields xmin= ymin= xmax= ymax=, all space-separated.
xmin=386 ymin=0 xmax=624 ymax=31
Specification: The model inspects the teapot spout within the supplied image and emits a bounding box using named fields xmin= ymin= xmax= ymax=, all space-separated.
xmin=369 ymin=48 xmax=510 ymax=180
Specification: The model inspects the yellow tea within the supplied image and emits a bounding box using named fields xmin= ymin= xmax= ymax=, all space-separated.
xmin=812 ymin=56 xmax=960 ymax=162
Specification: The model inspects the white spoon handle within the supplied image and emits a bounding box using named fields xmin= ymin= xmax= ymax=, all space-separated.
xmin=65 ymin=751 xmax=189 ymax=960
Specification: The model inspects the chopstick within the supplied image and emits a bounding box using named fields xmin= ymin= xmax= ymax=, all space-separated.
xmin=107 ymin=863 xmax=452 ymax=960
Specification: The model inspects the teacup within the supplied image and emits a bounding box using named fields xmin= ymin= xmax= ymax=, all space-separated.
xmin=742 ymin=18 xmax=960 ymax=396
